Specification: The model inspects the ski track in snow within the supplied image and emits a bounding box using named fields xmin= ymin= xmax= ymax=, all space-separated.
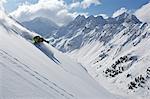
xmin=0 ymin=49 xmax=75 ymax=99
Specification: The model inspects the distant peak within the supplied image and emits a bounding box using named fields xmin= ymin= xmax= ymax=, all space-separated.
xmin=23 ymin=17 xmax=59 ymax=27
xmin=114 ymin=12 xmax=128 ymax=18
xmin=115 ymin=12 xmax=141 ymax=24
xmin=95 ymin=16 xmax=105 ymax=20
xmin=87 ymin=15 xmax=95 ymax=20
xmin=33 ymin=17 xmax=52 ymax=22
xmin=75 ymin=15 xmax=86 ymax=21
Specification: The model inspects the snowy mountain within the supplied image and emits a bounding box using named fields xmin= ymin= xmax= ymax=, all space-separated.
xmin=0 ymin=11 xmax=128 ymax=99
xmin=22 ymin=17 xmax=59 ymax=37
xmin=50 ymin=13 xmax=141 ymax=52
xmin=49 ymin=12 xmax=150 ymax=99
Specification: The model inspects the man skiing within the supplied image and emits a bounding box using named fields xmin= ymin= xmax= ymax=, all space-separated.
xmin=33 ymin=36 xmax=49 ymax=44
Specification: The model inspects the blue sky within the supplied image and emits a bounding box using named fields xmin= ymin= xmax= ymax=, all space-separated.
xmin=4 ymin=0 xmax=149 ymax=16
xmin=90 ymin=0 xmax=149 ymax=15
xmin=2 ymin=0 xmax=150 ymax=25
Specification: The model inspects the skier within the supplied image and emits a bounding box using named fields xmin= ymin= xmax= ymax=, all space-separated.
xmin=33 ymin=36 xmax=49 ymax=44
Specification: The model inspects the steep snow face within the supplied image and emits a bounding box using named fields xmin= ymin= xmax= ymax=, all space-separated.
xmin=0 ymin=11 xmax=125 ymax=99
xmin=22 ymin=17 xmax=59 ymax=38
xmin=49 ymin=12 xmax=150 ymax=99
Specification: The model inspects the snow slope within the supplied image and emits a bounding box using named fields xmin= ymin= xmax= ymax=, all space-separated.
xmin=0 ymin=11 xmax=125 ymax=99
xmin=49 ymin=13 xmax=150 ymax=99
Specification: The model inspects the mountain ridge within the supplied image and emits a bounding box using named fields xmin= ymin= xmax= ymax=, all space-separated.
xmin=50 ymin=12 xmax=142 ymax=52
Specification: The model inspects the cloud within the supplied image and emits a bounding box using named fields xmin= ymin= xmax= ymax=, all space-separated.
xmin=95 ymin=13 xmax=108 ymax=19
xmin=10 ymin=0 xmax=86 ymax=26
xmin=134 ymin=2 xmax=150 ymax=23
xmin=70 ymin=2 xmax=80 ymax=9
xmin=9 ymin=0 xmax=101 ymax=26
xmin=112 ymin=7 xmax=128 ymax=18
xmin=81 ymin=0 xmax=101 ymax=9
xmin=69 ymin=0 xmax=101 ymax=9
xmin=0 ymin=0 xmax=7 ymax=11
